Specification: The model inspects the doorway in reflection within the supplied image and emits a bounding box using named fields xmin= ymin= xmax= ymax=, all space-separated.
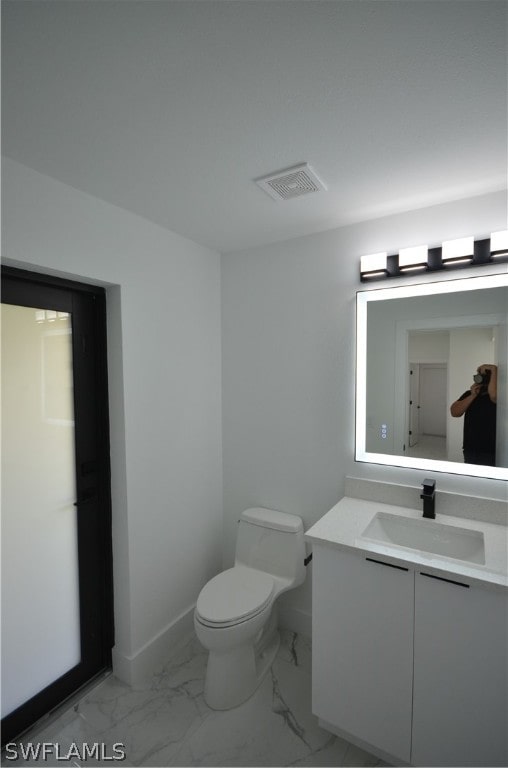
xmin=406 ymin=337 xmax=449 ymax=460
xmin=403 ymin=327 xmax=497 ymax=464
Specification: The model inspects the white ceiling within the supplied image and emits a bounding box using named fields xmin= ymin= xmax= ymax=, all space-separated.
xmin=2 ymin=0 xmax=507 ymax=254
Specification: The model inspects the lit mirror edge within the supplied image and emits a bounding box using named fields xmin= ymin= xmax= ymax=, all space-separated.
xmin=354 ymin=450 xmax=508 ymax=481
xmin=355 ymin=271 xmax=508 ymax=482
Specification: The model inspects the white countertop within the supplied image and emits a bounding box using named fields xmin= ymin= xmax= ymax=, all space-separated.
xmin=305 ymin=497 xmax=508 ymax=589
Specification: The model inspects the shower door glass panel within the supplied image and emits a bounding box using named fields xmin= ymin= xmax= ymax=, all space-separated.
xmin=1 ymin=303 xmax=80 ymax=717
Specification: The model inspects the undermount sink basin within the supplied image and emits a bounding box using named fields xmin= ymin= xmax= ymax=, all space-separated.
xmin=361 ymin=512 xmax=485 ymax=564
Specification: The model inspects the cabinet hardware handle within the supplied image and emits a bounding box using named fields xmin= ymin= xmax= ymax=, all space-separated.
xmin=420 ymin=572 xmax=470 ymax=588
xmin=365 ymin=557 xmax=409 ymax=572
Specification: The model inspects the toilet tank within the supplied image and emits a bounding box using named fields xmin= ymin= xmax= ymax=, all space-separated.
xmin=235 ymin=508 xmax=306 ymax=587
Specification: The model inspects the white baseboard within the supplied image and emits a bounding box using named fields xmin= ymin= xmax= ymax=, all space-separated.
xmin=112 ymin=603 xmax=196 ymax=688
xmin=112 ymin=600 xmax=311 ymax=688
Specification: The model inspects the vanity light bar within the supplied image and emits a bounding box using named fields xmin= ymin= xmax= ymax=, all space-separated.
xmin=442 ymin=236 xmax=474 ymax=264
xmin=490 ymin=230 xmax=508 ymax=257
xmin=359 ymin=234 xmax=508 ymax=281
xmin=398 ymin=245 xmax=428 ymax=271
xmin=360 ymin=252 xmax=388 ymax=278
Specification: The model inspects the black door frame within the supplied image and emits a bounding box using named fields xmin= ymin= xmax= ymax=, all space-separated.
xmin=1 ymin=266 xmax=114 ymax=744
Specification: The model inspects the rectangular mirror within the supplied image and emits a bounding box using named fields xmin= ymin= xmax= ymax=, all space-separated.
xmin=356 ymin=273 xmax=508 ymax=480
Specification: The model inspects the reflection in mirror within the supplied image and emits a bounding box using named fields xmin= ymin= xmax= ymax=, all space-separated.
xmin=356 ymin=273 xmax=508 ymax=480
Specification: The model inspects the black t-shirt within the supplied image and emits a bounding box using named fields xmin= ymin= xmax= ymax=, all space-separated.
xmin=458 ymin=389 xmax=496 ymax=455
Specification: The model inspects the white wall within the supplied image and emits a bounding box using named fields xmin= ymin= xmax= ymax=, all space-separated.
xmin=222 ymin=190 xmax=508 ymax=632
xmin=4 ymin=156 xmax=507 ymax=667
xmin=2 ymin=157 xmax=223 ymax=683
xmin=409 ymin=331 xmax=450 ymax=363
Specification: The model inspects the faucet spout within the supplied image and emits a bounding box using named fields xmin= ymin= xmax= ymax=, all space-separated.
xmin=420 ymin=478 xmax=436 ymax=519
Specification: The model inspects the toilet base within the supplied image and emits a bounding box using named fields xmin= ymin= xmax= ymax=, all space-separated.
xmin=203 ymin=611 xmax=280 ymax=710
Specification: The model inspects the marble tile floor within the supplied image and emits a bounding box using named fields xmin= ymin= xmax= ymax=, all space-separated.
xmin=405 ymin=434 xmax=447 ymax=460
xmin=2 ymin=630 xmax=390 ymax=768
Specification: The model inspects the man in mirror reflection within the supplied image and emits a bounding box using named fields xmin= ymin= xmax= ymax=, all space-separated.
xmin=450 ymin=364 xmax=497 ymax=466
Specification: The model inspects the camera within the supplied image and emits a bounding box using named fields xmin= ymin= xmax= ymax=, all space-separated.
xmin=473 ymin=369 xmax=491 ymax=386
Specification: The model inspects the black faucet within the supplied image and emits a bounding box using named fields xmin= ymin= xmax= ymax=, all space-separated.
xmin=420 ymin=479 xmax=436 ymax=519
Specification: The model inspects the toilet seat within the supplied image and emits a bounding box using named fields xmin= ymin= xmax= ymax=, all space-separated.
xmin=196 ymin=566 xmax=274 ymax=627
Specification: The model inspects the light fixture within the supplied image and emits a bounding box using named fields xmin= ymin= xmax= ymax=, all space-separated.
xmin=490 ymin=230 xmax=508 ymax=258
xmin=360 ymin=252 xmax=388 ymax=279
xmin=398 ymin=245 xmax=428 ymax=271
xmin=442 ymin=236 xmax=474 ymax=265
xmin=359 ymin=233 xmax=508 ymax=281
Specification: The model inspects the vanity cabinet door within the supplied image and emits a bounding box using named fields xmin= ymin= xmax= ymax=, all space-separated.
xmin=312 ymin=546 xmax=414 ymax=763
xmin=412 ymin=572 xmax=508 ymax=767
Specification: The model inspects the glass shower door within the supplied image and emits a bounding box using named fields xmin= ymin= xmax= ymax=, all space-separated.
xmin=1 ymin=268 xmax=113 ymax=744
xmin=1 ymin=303 xmax=81 ymax=717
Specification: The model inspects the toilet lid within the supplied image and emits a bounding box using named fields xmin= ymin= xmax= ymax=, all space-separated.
xmin=196 ymin=566 xmax=274 ymax=625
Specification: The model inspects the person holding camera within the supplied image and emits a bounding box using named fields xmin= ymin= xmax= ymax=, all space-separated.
xmin=450 ymin=364 xmax=497 ymax=466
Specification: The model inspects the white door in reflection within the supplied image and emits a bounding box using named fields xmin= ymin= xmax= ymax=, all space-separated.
xmin=419 ymin=364 xmax=447 ymax=437
xmin=1 ymin=304 xmax=80 ymax=716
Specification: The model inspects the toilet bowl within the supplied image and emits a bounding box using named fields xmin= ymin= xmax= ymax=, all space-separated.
xmin=194 ymin=508 xmax=306 ymax=710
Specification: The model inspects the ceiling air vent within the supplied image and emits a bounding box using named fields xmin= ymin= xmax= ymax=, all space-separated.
xmin=255 ymin=163 xmax=327 ymax=201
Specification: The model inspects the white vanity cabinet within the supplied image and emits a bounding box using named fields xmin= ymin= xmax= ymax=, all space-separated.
xmin=412 ymin=571 xmax=508 ymax=767
xmin=312 ymin=543 xmax=508 ymax=767
xmin=312 ymin=545 xmax=414 ymax=763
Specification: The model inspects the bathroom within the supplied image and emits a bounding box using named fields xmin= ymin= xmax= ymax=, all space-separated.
xmin=1 ymin=1 xmax=507 ymax=766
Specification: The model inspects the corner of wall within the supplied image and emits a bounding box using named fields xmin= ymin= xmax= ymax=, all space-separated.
xmin=112 ymin=603 xmax=196 ymax=688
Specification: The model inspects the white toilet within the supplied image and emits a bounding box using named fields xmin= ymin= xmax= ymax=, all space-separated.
xmin=194 ymin=507 xmax=306 ymax=710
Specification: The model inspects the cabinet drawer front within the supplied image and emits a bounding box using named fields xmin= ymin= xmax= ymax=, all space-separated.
xmin=412 ymin=573 xmax=508 ymax=767
xmin=312 ymin=547 xmax=414 ymax=763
